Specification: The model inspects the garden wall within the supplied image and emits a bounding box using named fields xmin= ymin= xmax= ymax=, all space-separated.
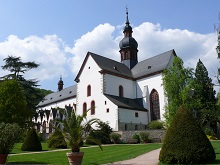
xmin=117 ymin=129 xmax=166 ymax=142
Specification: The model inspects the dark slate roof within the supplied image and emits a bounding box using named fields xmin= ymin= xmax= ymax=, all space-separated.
xmin=104 ymin=94 xmax=147 ymax=111
xmin=131 ymin=49 xmax=176 ymax=79
xmin=90 ymin=53 xmax=133 ymax=78
xmin=37 ymin=85 xmax=76 ymax=107
xmin=88 ymin=49 xmax=175 ymax=80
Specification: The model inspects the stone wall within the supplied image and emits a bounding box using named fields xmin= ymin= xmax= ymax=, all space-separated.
xmin=117 ymin=129 xmax=166 ymax=142
xmin=118 ymin=122 xmax=147 ymax=131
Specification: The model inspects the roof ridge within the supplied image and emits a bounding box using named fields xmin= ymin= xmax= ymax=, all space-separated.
xmin=138 ymin=49 xmax=174 ymax=64
xmin=89 ymin=52 xmax=122 ymax=65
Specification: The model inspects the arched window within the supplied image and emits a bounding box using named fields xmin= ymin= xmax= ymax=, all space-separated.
xmin=37 ymin=122 xmax=40 ymax=132
xmin=91 ymin=101 xmax=95 ymax=115
xmin=87 ymin=85 xmax=91 ymax=97
xmin=49 ymin=120 xmax=53 ymax=133
xmin=83 ymin=102 xmax=87 ymax=115
xmin=150 ymin=89 xmax=160 ymax=120
xmin=119 ymin=85 xmax=124 ymax=97
xmin=135 ymin=125 xmax=138 ymax=130
xmin=125 ymin=124 xmax=127 ymax=131
xmin=43 ymin=120 xmax=46 ymax=133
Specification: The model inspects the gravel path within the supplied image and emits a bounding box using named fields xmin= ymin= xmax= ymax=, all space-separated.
xmin=104 ymin=148 xmax=161 ymax=165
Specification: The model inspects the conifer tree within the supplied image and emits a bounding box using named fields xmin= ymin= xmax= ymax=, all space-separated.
xmin=194 ymin=59 xmax=217 ymax=127
xmin=21 ymin=128 xmax=42 ymax=151
xmin=159 ymin=106 xmax=215 ymax=164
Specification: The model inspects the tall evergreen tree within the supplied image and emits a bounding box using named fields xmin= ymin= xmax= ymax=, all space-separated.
xmin=162 ymin=56 xmax=194 ymax=126
xmin=1 ymin=56 xmax=43 ymax=124
xmin=194 ymin=59 xmax=217 ymax=128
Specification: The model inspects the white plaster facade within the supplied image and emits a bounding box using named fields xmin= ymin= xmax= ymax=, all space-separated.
xmin=34 ymin=13 xmax=176 ymax=132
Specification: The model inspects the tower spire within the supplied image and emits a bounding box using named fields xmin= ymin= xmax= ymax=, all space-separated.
xmin=119 ymin=7 xmax=138 ymax=69
xmin=126 ymin=6 xmax=129 ymax=25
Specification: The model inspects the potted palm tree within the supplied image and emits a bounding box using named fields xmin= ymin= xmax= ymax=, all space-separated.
xmin=61 ymin=108 xmax=102 ymax=165
xmin=0 ymin=123 xmax=21 ymax=164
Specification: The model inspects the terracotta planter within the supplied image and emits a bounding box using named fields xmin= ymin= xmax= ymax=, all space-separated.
xmin=0 ymin=154 xmax=8 ymax=164
xmin=66 ymin=152 xmax=84 ymax=165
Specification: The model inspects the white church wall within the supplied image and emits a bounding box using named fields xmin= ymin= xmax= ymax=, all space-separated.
xmin=119 ymin=108 xmax=148 ymax=124
xmin=136 ymin=73 xmax=166 ymax=121
xmin=104 ymin=74 xmax=136 ymax=98
xmin=76 ymin=55 xmax=119 ymax=131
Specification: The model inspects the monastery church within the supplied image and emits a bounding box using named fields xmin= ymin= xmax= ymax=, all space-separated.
xmin=34 ymin=11 xmax=176 ymax=133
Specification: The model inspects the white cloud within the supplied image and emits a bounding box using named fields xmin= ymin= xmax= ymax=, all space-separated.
xmin=66 ymin=23 xmax=118 ymax=74
xmin=0 ymin=22 xmax=218 ymax=91
xmin=0 ymin=35 xmax=68 ymax=81
xmin=67 ymin=22 xmax=218 ymax=85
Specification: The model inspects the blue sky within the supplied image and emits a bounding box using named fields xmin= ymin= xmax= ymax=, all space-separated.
xmin=0 ymin=0 xmax=220 ymax=92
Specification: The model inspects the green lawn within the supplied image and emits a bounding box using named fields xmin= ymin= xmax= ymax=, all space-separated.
xmin=7 ymin=141 xmax=220 ymax=165
xmin=11 ymin=143 xmax=53 ymax=154
xmin=7 ymin=143 xmax=162 ymax=165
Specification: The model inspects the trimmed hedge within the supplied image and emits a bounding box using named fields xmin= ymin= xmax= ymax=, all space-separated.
xmin=48 ymin=130 xmax=67 ymax=149
xmin=159 ymin=106 xmax=215 ymax=164
xmin=21 ymin=128 xmax=42 ymax=151
xmin=148 ymin=120 xmax=164 ymax=129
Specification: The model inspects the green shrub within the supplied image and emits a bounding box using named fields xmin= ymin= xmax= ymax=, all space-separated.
xmin=21 ymin=128 xmax=42 ymax=151
xmin=0 ymin=123 xmax=21 ymax=154
xmin=110 ymin=133 xmax=121 ymax=144
xmin=139 ymin=131 xmax=151 ymax=143
xmin=47 ymin=130 xmax=67 ymax=149
xmin=159 ymin=106 xmax=215 ymax=164
xmin=86 ymin=121 xmax=112 ymax=144
xmin=86 ymin=131 xmax=111 ymax=144
xmin=132 ymin=134 xmax=140 ymax=143
xmin=148 ymin=120 xmax=164 ymax=129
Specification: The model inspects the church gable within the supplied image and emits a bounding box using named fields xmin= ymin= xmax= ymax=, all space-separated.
xmin=75 ymin=52 xmax=105 ymax=83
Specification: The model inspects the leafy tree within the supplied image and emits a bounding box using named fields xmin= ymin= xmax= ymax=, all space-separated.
xmin=162 ymin=56 xmax=194 ymax=126
xmin=193 ymin=59 xmax=218 ymax=128
xmin=216 ymin=31 xmax=220 ymax=85
xmin=159 ymin=106 xmax=215 ymax=164
xmin=0 ymin=79 xmax=30 ymax=127
xmin=1 ymin=56 xmax=43 ymax=122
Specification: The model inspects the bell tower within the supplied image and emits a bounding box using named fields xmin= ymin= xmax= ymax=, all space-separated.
xmin=119 ymin=8 xmax=138 ymax=69
xmin=58 ymin=76 xmax=64 ymax=91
